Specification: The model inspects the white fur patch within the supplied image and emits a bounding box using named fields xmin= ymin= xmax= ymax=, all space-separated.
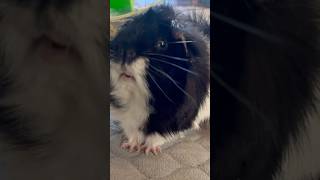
xmin=143 ymin=131 xmax=187 ymax=148
xmin=143 ymin=133 xmax=168 ymax=148
xmin=193 ymin=89 xmax=210 ymax=129
xmin=110 ymin=57 xmax=151 ymax=144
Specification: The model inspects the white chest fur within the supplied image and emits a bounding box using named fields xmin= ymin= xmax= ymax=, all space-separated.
xmin=110 ymin=58 xmax=151 ymax=144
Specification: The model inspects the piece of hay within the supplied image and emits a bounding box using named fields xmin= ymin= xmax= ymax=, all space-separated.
xmin=110 ymin=23 xmax=117 ymax=39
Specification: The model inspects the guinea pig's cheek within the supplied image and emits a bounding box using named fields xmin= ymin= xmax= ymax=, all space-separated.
xmin=132 ymin=57 xmax=148 ymax=77
xmin=110 ymin=62 xmax=121 ymax=80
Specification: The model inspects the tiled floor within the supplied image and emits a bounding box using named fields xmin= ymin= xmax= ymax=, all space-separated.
xmin=110 ymin=121 xmax=210 ymax=180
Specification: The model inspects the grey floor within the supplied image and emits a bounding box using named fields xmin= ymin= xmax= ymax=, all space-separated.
xmin=110 ymin=120 xmax=210 ymax=180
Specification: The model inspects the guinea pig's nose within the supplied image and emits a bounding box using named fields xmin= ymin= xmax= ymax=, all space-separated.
xmin=124 ymin=49 xmax=137 ymax=64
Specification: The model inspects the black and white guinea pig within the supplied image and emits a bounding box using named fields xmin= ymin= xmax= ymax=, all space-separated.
xmin=110 ymin=5 xmax=210 ymax=154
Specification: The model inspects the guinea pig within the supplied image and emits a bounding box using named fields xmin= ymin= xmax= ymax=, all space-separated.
xmin=110 ymin=5 xmax=210 ymax=154
xmin=0 ymin=0 xmax=107 ymax=179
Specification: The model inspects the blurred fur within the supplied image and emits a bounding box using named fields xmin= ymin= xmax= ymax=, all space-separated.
xmin=213 ymin=0 xmax=320 ymax=179
xmin=0 ymin=0 xmax=107 ymax=179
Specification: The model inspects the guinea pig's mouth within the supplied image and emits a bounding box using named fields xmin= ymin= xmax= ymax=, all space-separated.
xmin=120 ymin=72 xmax=135 ymax=80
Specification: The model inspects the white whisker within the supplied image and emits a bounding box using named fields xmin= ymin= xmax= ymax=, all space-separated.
xmin=143 ymin=53 xmax=190 ymax=62
xmin=167 ymin=41 xmax=195 ymax=44
xmin=149 ymin=57 xmax=198 ymax=76
xmin=149 ymin=64 xmax=197 ymax=105
xmin=147 ymin=55 xmax=189 ymax=63
xmin=148 ymin=72 xmax=175 ymax=104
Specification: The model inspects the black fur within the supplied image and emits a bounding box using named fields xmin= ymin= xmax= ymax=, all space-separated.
xmin=0 ymin=53 xmax=44 ymax=150
xmin=111 ymin=5 xmax=210 ymax=135
xmin=213 ymin=0 xmax=320 ymax=179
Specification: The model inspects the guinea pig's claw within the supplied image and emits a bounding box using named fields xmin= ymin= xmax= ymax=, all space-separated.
xmin=143 ymin=146 xmax=161 ymax=155
xmin=120 ymin=142 xmax=129 ymax=149
xmin=120 ymin=142 xmax=141 ymax=152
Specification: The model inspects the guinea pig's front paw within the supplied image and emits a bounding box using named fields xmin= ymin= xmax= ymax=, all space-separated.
xmin=141 ymin=133 xmax=167 ymax=155
xmin=120 ymin=141 xmax=142 ymax=152
xmin=120 ymin=132 xmax=144 ymax=153
xmin=141 ymin=145 xmax=161 ymax=155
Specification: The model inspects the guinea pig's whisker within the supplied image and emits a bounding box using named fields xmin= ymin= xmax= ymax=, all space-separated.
xmin=149 ymin=57 xmax=198 ymax=76
xmin=143 ymin=53 xmax=189 ymax=62
xmin=149 ymin=65 xmax=197 ymax=105
xmin=167 ymin=41 xmax=195 ymax=44
xmin=148 ymin=72 xmax=175 ymax=104
xmin=212 ymin=12 xmax=283 ymax=44
xmin=146 ymin=55 xmax=189 ymax=63
xmin=210 ymin=68 xmax=269 ymax=122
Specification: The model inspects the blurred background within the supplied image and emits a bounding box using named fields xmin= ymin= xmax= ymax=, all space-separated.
xmin=110 ymin=0 xmax=210 ymax=15
xmin=135 ymin=0 xmax=210 ymax=8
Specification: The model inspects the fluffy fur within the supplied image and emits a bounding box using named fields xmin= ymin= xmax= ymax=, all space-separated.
xmin=110 ymin=5 xmax=210 ymax=154
xmin=213 ymin=0 xmax=320 ymax=179
xmin=0 ymin=0 xmax=107 ymax=179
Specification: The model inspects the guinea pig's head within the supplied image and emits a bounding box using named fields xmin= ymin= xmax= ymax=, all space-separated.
xmin=0 ymin=0 xmax=107 ymax=179
xmin=110 ymin=5 xmax=209 ymax=103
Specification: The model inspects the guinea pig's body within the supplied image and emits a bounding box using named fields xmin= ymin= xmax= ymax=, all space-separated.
xmin=110 ymin=6 xmax=210 ymax=154
xmin=0 ymin=1 xmax=107 ymax=179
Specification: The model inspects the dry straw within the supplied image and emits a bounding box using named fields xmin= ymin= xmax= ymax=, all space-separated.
xmin=110 ymin=0 xmax=164 ymax=38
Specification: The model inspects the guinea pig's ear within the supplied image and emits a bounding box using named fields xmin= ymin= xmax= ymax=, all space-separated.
xmin=145 ymin=5 xmax=175 ymax=21
xmin=145 ymin=7 xmax=156 ymax=17
xmin=141 ymin=8 xmax=157 ymax=24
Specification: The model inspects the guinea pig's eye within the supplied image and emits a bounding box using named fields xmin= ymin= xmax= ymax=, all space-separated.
xmin=156 ymin=40 xmax=168 ymax=50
